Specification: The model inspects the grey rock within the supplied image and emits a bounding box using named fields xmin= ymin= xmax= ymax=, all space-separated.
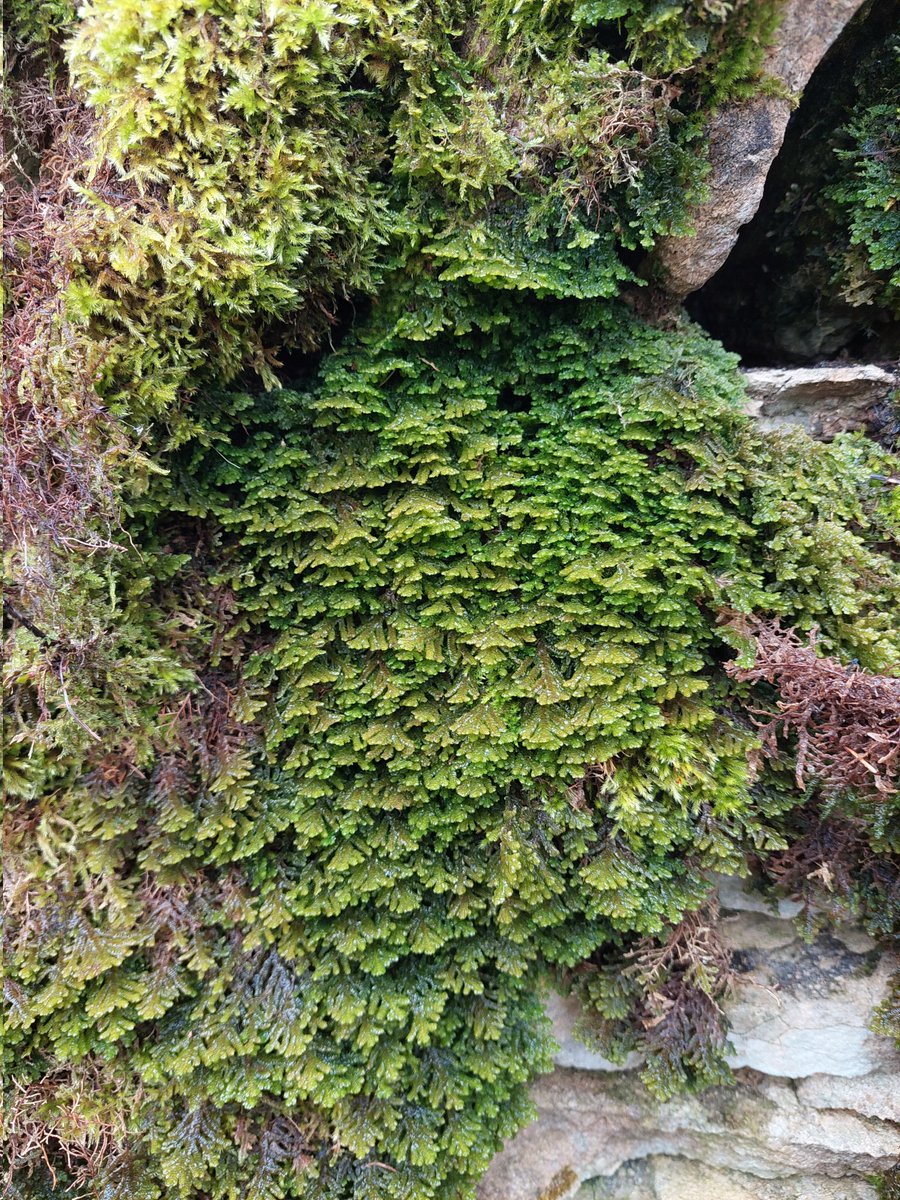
xmin=576 ymin=1159 xmax=657 ymax=1199
xmin=712 ymin=872 xmax=803 ymax=920
xmin=654 ymin=96 xmax=793 ymax=297
xmin=547 ymin=991 xmax=641 ymax=1073
xmin=653 ymin=0 xmax=868 ymax=296
xmin=723 ymin=911 xmax=899 ymax=1079
xmin=741 ymin=365 xmax=898 ymax=436
xmin=478 ymin=1068 xmax=900 ymax=1200
xmin=797 ymin=1071 xmax=900 ymax=1124
xmin=576 ymin=1157 xmax=879 ymax=1200
xmin=556 ymin=876 xmax=900 ymax=1082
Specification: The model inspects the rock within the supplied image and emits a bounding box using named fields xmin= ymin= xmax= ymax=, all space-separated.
xmin=478 ymin=876 xmax=900 ymax=1200
xmin=576 ymin=1160 xmax=657 ymax=1199
xmin=653 ymin=0 xmax=868 ymax=296
xmin=649 ymin=1158 xmax=877 ymax=1200
xmin=654 ymin=96 xmax=792 ymax=297
xmin=478 ymin=1067 xmax=900 ymax=1200
xmin=797 ymin=1071 xmax=900 ymax=1124
xmin=741 ymin=364 xmax=898 ymax=436
xmin=721 ymin=904 xmax=899 ymax=1079
xmin=576 ymin=1157 xmax=879 ymax=1200
xmin=710 ymin=872 xmax=803 ymax=920
xmin=546 ymin=991 xmax=641 ymax=1073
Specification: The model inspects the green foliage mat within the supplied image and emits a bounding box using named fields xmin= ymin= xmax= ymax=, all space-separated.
xmin=4 ymin=0 xmax=900 ymax=1197
xmin=10 ymin=289 xmax=899 ymax=1198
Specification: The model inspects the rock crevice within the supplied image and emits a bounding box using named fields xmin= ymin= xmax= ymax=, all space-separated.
xmin=652 ymin=0 xmax=869 ymax=297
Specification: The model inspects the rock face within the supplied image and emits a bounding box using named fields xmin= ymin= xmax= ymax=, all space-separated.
xmin=576 ymin=1157 xmax=882 ymax=1200
xmin=724 ymin=913 xmax=893 ymax=1080
xmin=741 ymin=364 xmax=898 ymax=436
xmin=479 ymin=1066 xmax=900 ymax=1200
xmin=653 ymin=0 xmax=869 ymax=296
xmin=478 ymin=877 xmax=900 ymax=1200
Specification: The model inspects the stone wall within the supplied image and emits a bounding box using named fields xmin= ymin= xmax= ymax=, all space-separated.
xmin=478 ymin=878 xmax=900 ymax=1200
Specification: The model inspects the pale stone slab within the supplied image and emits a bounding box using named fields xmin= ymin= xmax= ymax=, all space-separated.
xmin=741 ymin=365 xmax=898 ymax=436
xmin=797 ymin=1069 xmax=900 ymax=1124
xmin=577 ymin=1157 xmax=879 ymax=1200
xmin=547 ymin=991 xmax=641 ymax=1073
xmin=550 ymin=878 xmax=899 ymax=1082
xmin=723 ymin=910 xmax=897 ymax=1079
xmin=712 ymin=872 xmax=803 ymax=920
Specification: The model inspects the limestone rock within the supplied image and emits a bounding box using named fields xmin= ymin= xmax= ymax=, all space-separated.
xmin=723 ymin=912 xmax=898 ymax=1079
xmin=576 ymin=1157 xmax=879 ymax=1200
xmin=710 ymin=872 xmax=803 ymax=920
xmin=741 ymin=364 xmax=898 ymax=436
xmin=576 ymin=1160 xmax=657 ymax=1199
xmin=797 ymin=1071 xmax=900 ymax=1124
xmin=653 ymin=0 xmax=868 ymax=296
xmin=479 ymin=876 xmax=900 ymax=1200
xmin=478 ymin=1067 xmax=900 ymax=1200
xmin=546 ymin=991 xmax=641 ymax=1073
xmin=654 ymin=95 xmax=792 ymax=297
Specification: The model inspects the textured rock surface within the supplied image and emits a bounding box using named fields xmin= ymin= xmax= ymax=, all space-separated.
xmin=724 ymin=911 xmax=894 ymax=1079
xmin=478 ymin=878 xmax=900 ymax=1200
xmin=741 ymin=364 xmax=898 ymax=435
xmin=478 ymin=1067 xmax=900 ymax=1200
xmin=575 ymin=1156 xmax=880 ymax=1200
xmin=653 ymin=0 xmax=868 ymax=296
xmin=797 ymin=1071 xmax=900 ymax=1124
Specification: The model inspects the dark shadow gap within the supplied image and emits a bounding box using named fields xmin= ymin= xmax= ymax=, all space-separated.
xmin=686 ymin=0 xmax=900 ymax=367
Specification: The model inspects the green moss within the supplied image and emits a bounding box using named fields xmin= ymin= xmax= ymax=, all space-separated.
xmin=4 ymin=0 xmax=76 ymax=60
xmin=538 ymin=1166 xmax=580 ymax=1200
xmin=875 ymin=1166 xmax=900 ymax=1200
xmin=826 ymin=36 xmax=900 ymax=317
xmin=58 ymin=0 xmax=785 ymax=430
xmin=66 ymin=0 xmax=400 ymax=420
xmin=5 ymin=2 xmax=900 ymax=1196
xmin=9 ymin=283 xmax=899 ymax=1195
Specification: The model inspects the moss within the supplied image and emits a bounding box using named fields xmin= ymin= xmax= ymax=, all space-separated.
xmin=4 ymin=2 xmax=900 ymax=1197
xmin=538 ymin=1165 xmax=580 ymax=1200
xmin=826 ymin=36 xmax=900 ymax=317
xmin=4 ymin=0 xmax=76 ymax=60
xmin=9 ymin=281 xmax=900 ymax=1194
xmin=876 ymin=1167 xmax=900 ymax=1200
